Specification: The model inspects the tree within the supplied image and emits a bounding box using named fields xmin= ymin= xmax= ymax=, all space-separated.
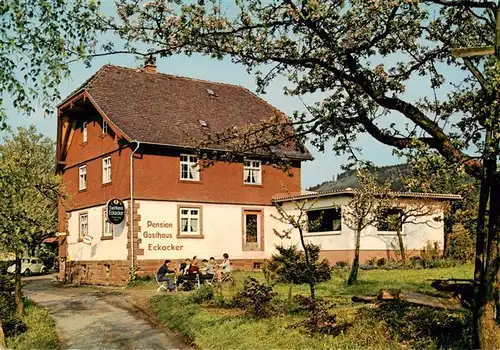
xmin=108 ymin=1 xmax=500 ymax=346
xmin=0 ymin=0 xmax=101 ymax=126
xmin=267 ymin=244 xmax=331 ymax=300
xmin=0 ymin=126 xmax=61 ymax=314
xmin=343 ymin=169 xmax=392 ymax=285
xmin=383 ymin=198 xmax=445 ymax=263
xmin=271 ymin=193 xmax=332 ymax=303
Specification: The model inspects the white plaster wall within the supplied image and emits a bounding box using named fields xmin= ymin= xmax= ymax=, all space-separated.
xmin=138 ymin=200 xmax=278 ymax=260
xmin=275 ymin=196 xmax=444 ymax=251
xmin=66 ymin=204 xmax=128 ymax=262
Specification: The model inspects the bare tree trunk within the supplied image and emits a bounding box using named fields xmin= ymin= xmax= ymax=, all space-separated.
xmin=348 ymin=228 xmax=361 ymax=285
xmin=297 ymin=227 xmax=315 ymax=302
xmin=0 ymin=321 xmax=6 ymax=350
xmin=477 ymin=176 xmax=500 ymax=349
xmin=396 ymin=228 xmax=406 ymax=262
xmin=14 ymin=250 xmax=24 ymax=316
xmin=472 ymin=173 xmax=490 ymax=348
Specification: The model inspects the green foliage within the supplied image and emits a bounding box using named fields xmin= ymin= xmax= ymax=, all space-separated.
xmin=148 ymin=267 xmax=474 ymax=349
xmin=0 ymin=126 xmax=61 ymax=257
xmin=448 ymin=225 xmax=475 ymax=262
xmin=6 ymin=301 xmax=59 ymax=350
xmin=420 ymin=241 xmax=442 ymax=268
xmin=235 ymin=277 xmax=276 ymax=318
xmin=0 ymin=0 xmax=101 ymax=125
xmin=187 ymin=285 xmax=214 ymax=304
xmin=0 ymin=275 xmax=24 ymax=337
xmin=267 ymin=244 xmax=333 ymax=288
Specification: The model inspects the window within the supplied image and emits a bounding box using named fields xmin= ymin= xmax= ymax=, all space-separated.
xmin=102 ymin=209 xmax=113 ymax=238
xmin=102 ymin=120 xmax=108 ymax=134
xmin=102 ymin=157 xmax=111 ymax=184
xmin=307 ymin=208 xmax=342 ymax=232
xmin=79 ymin=213 xmax=88 ymax=240
xmin=79 ymin=165 xmax=87 ymax=190
xmin=377 ymin=208 xmax=403 ymax=232
xmin=243 ymin=210 xmax=263 ymax=250
xmin=179 ymin=207 xmax=201 ymax=236
xmin=82 ymin=122 xmax=87 ymax=143
xmin=244 ymin=160 xmax=261 ymax=185
xmin=180 ymin=154 xmax=199 ymax=181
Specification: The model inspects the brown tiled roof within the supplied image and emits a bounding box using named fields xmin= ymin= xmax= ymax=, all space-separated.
xmin=61 ymin=65 xmax=312 ymax=160
xmin=272 ymin=189 xmax=462 ymax=202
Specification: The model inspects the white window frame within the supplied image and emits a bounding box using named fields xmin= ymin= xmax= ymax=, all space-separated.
xmin=79 ymin=165 xmax=87 ymax=190
xmin=102 ymin=156 xmax=111 ymax=184
xmin=102 ymin=209 xmax=113 ymax=238
xmin=82 ymin=122 xmax=88 ymax=143
xmin=244 ymin=160 xmax=262 ymax=185
xmin=79 ymin=213 xmax=88 ymax=240
xmin=102 ymin=120 xmax=108 ymax=134
xmin=179 ymin=154 xmax=199 ymax=181
xmin=179 ymin=207 xmax=201 ymax=235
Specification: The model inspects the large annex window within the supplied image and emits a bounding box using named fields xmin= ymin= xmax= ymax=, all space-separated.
xmin=180 ymin=155 xmax=199 ymax=181
xmin=82 ymin=122 xmax=88 ymax=143
xmin=307 ymin=208 xmax=342 ymax=233
xmin=244 ymin=160 xmax=261 ymax=185
xmin=79 ymin=165 xmax=87 ymax=190
xmin=178 ymin=206 xmax=202 ymax=237
xmin=79 ymin=213 xmax=88 ymax=241
xmin=102 ymin=209 xmax=113 ymax=239
xmin=377 ymin=208 xmax=403 ymax=232
xmin=102 ymin=156 xmax=111 ymax=184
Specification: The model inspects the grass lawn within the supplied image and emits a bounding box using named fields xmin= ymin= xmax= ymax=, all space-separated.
xmin=148 ymin=265 xmax=473 ymax=350
xmin=6 ymin=301 xmax=59 ymax=350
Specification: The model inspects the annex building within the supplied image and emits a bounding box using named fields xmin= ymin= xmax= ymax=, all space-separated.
xmin=56 ymin=64 xmax=458 ymax=286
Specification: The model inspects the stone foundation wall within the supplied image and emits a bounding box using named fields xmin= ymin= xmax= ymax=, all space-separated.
xmin=62 ymin=249 xmax=431 ymax=286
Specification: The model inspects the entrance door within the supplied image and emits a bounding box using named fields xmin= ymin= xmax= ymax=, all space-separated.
xmin=243 ymin=210 xmax=262 ymax=251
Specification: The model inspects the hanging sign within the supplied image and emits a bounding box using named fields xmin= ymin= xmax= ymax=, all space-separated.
xmin=107 ymin=198 xmax=125 ymax=225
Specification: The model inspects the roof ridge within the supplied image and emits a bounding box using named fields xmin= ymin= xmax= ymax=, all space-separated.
xmin=105 ymin=64 xmax=250 ymax=90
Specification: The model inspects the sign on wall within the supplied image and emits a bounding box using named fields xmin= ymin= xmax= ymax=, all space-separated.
xmin=107 ymin=198 xmax=125 ymax=225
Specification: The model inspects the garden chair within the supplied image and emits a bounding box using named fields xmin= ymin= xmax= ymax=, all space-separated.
xmin=155 ymin=273 xmax=177 ymax=293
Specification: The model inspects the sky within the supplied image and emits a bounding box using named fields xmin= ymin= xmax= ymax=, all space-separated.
xmin=2 ymin=2 xmax=448 ymax=190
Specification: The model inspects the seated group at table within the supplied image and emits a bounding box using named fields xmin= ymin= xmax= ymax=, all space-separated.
xmin=156 ymin=253 xmax=231 ymax=291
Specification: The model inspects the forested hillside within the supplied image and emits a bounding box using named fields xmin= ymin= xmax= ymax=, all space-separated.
xmin=308 ymin=164 xmax=411 ymax=192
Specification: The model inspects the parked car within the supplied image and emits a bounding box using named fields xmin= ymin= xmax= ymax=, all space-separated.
xmin=7 ymin=258 xmax=47 ymax=276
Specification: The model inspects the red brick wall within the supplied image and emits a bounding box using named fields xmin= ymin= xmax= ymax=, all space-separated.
xmin=133 ymin=150 xmax=301 ymax=205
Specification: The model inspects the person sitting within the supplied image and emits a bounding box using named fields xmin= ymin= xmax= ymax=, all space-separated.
xmin=156 ymin=260 xmax=176 ymax=291
xmin=177 ymin=257 xmax=199 ymax=289
xmin=217 ymin=253 xmax=231 ymax=283
xmin=179 ymin=258 xmax=191 ymax=275
xmin=199 ymin=259 xmax=215 ymax=284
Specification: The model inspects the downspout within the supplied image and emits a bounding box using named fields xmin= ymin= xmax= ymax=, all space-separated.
xmin=130 ymin=141 xmax=140 ymax=272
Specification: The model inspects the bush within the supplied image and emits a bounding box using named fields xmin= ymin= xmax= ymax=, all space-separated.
xmin=0 ymin=275 xmax=25 ymax=337
xmin=420 ymin=241 xmax=441 ymax=268
xmin=187 ymin=285 xmax=214 ymax=304
xmin=335 ymin=260 xmax=348 ymax=268
xmin=6 ymin=302 xmax=59 ymax=350
xmin=448 ymin=224 xmax=475 ymax=262
xmin=235 ymin=277 xmax=276 ymax=318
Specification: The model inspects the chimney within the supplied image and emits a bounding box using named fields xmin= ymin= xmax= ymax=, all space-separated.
xmin=144 ymin=55 xmax=157 ymax=73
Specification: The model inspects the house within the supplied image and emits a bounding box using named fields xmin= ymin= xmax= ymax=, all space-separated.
xmin=272 ymin=189 xmax=461 ymax=264
xmin=56 ymin=64 xmax=312 ymax=285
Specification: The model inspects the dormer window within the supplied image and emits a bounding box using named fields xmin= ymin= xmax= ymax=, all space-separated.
xmin=82 ymin=122 xmax=88 ymax=143
xmin=180 ymin=154 xmax=199 ymax=181
xmin=244 ymin=160 xmax=261 ymax=185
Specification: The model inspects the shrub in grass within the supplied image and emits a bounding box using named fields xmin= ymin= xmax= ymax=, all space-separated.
xmin=235 ymin=277 xmax=276 ymax=318
xmin=0 ymin=275 xmax=25 ymax=337
xmin=6 ymin=302 xmax=58 ymax=350
xmin=187 ymin=285 xmax=214 ymax=304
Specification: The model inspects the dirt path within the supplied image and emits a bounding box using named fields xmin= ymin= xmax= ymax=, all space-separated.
xmin=23 ymin=276 xmax=188 ymax=350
